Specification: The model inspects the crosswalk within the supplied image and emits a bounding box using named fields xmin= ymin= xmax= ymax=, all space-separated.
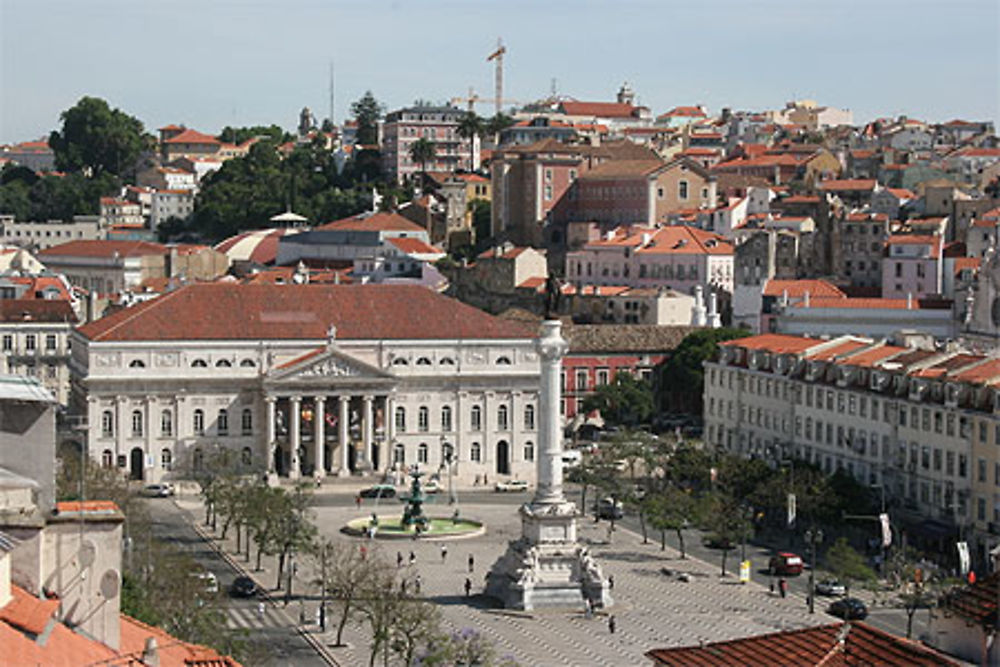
xmin=226 ymin=605 xmax=289 ymax=631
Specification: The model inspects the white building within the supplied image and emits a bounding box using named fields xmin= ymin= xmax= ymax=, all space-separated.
xmin=70 ymin=283 xmax=543 ymax=486
xmin=0 ymin=215 xmax=105 ymax=251
xmin=150 ymin=190 xmax=194 ymax=229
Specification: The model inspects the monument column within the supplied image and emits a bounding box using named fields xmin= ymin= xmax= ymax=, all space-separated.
xmin=535 ymin=321 xmax=568 ymax=504
xmin=338 ymin=395 xmax=350 ymax=475
xmin=289 ymin=396 xmax=301 ymax=480
xmin=314 ymin=397 xmax=326 ymax=477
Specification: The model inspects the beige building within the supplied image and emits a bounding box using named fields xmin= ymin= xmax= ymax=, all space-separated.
xmin=0 ymin=215 xmax=105 ymax=251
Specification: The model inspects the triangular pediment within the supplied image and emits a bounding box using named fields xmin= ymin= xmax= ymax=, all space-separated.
xmin=267 ymin=346 xmax=394 ymax=384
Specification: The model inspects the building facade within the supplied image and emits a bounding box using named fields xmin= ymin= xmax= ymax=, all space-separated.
xmin=381 ymin=106 xmax=479 ymax=183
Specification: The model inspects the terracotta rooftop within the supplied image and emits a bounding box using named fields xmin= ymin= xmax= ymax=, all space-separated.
xmin=836 ymin=344 xmax=907 ymax=368
xmin=559 ymin=101 xmax=639 ymax=118
xmin=77 ymin=284 xmax=534 ymax=342
xmin=387 ymin=237 xmax=443 ymax=255
xmin=162 ymin=128 xmax=220 ymax=145
xmin=38 ymin=240 xmax=167 ymax=259
xmin=940 ymin=571 xmax=1000 ymax=628
xmin=818 ymin=179 xmax=878 ymax=191
xmin=317 ymin=211 xmax=425 ymax=233
xmin=720 ymin=333 xmax=821 ymax=355
xmin=577 ymin=159 xmax=666 ymax=180
xmin=0 ymin=299 xmax=77 ymax=324
xmin=763 ymin=279 xmax=845 ymax=299
xmin=791 ymin=296 xmax=952 ymax=311
xmin=645 ymin=621 xmax=957 ymax=666
xmin=806 ymin=339 xmax=870 ymax=361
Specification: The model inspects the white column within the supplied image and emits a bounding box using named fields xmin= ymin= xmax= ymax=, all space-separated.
xmin=144 ymin=396 xmax=154 ymax=479
xmin=535 ymin=320 xmax=569 ymax=505
xmin=266 ymin=397 xmax=276 ymax=474
xmin=338 ymin=395 xmax=350 ymax=475
xmin=362 ymin=395 xmax=374 ymax=470
xmin=314 ymin=397 xmax=326 ymax=477
xmin=289 ymin=396 xmax=301 ymax=480
xmin=115 ymin=396 xmax=126 ymax=462
xmin=386 ymin=395 xmax=396 ymax=444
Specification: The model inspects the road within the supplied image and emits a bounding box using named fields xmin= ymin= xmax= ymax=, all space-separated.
xmin=147 ymin=498 xmax=328 ymax=666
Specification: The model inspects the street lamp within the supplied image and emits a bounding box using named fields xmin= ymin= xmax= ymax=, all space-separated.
xmin=804 ymin=527 xmax=824 ymax=614
xmin=441 ymin=436 xmax=456 ymax=506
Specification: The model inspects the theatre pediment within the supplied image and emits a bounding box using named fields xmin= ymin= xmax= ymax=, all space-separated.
xmin=266 ymin=347 xmax=394 ymax=386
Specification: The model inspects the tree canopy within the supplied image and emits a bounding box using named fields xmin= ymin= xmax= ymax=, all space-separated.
xmin=217 ymin=124 xmax=291 ymax=146
xmin=48 ymin=96 xmax=149 ymax=177
xmin=351 ymin=91 xmax=384 ymax=145
xmin=658 ymin=327 xmax=749 ymax=413
xmin=0 ymin=164 xmax=118 ymax=221
xmin=581 ymin=371 xmax=654 ymax=427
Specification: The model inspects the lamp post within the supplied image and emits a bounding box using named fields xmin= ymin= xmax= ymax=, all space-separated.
xmin=804 ymin=527 xmax=824 ymax=614
xmin=441 ymin=436 xmax=456 ymax=506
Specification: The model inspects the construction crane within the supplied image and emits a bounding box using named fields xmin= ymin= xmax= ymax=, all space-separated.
xmin=486 ymin=38 xmax=506 ymax=117
xmin=450 ymin=87 xmax=519 ymax=114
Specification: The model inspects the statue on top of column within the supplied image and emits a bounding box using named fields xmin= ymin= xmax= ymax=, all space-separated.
xmin=543 ymin=272 xmax=563 ymax=319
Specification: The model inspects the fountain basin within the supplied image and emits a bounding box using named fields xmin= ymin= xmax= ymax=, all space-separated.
xmin=343 ymin=515 xmax=485 ymax=540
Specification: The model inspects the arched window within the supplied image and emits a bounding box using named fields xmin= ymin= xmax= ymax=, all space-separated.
xmin=470 ymin=406 xmax=482 ymax=431
xmin=470 ymin=442 xmax=482 ymax=462
xmin=392 ymin=357 xmax=409 ymax=366
xmin=215 ymin=359 xmax=232 ymax=368
xmin=393 ymin=443 xmax=405 ymax=465
xmin=241 ymin=408 xmax=253 ymax=435
xmin=440 ymin=357 xmax=455 ymax=366
xmin=193 ymin=409 xmax=205 ymax=436
xmin=193 ymin=447 xmax=204 ymax=470
xmin=161 ymin=410 xmax=173 ymax=437
xmin=418 ymin=406 xmax=429 ymax=432
xmin=523 ymin=441 xmax=535 ymax=462
xmin=128 ymin=359 xmax=145 ymax=368
xmin=497 ymin=405 xmax=509 ymax=431
xmin=496 ymin=356 xmax=512 ymax=365
xmin=101 ymin=449 xmax=113 ymax=468
xmin=418 ymin=443 xmax=429 ymax=464
xmin=416 ymin=357 xmax=432 ymax=366
xmin=240 ymin=359 xmax=256 ymax=367
xmin=217 ymin=409 xmax=228 ymax=435
xmin=441 ymin=406 xmax=452 ymax=432
xmin=191 ymin=359 xmax=208 ymax=368
xmin=131 ymin=410 xmax=143 ymax=437
xmin=101 ymin=410 xmax=114 ymax=437
xmin=524 ymin=405 xmax=535 ymax=431
xmin=161 ymin=448 xmax=172 ymax=470
xmin=241 ymin=447 xmax=252 ymax=466
xmin=395 ymin=406 xmax=406 ymax=432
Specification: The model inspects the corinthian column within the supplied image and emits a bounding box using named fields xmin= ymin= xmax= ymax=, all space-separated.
xmin=289 ymin=396 xmax=301 ymax=480
xmin=534 ymin=320 xmax=569 ymax=505
xmin=314 ymin=397 xmax=326 ymax=478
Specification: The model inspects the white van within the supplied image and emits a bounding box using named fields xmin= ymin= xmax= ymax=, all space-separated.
xmin=561 ymin=450 xmax=582 ymax=467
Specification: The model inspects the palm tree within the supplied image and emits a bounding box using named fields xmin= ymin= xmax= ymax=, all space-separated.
xmin=486 ymin=113 xmax=515 ymax=144
xmin=409 ymin=138 xmax=436 ymax=186
xmin=456 ymin=112 xmax=483 ymax=172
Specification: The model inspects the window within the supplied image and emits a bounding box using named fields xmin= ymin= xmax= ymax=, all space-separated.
xmin=161 ymin=410 xmax=173 ymax=437
xmin=193 ymin=409 xmax=205 ymax=436
xmin=241 ymin=447 xmax=252 ymax=466
xmin=470 ymin=442 xmax=481 ymax=462
xmin=242 ymin=408 xmax=253 ymax=435
xmin=575 ymin=369 xmax=589 ymax=391
xmin=393 ymin=443 xmax=405 ymax=465
xmin=418 ymin=443 xmax=429 ymax=464
xmin=161 ymin=448 xmax=172 ymax=470
xmin=193 ymin=448 xmax=204 ymax=470
xmin=25 ymin=334 xmax=35 ymax=351
xmin=524 ymin=441 xmax=535 ymax=462
xmin=418 ymin=406 xmax=430 ymax=432
xmin=597 ymin=369 xmax=609 ymax=386
xmin=979 ymin=458 xmax=987 ymax=483
xmin=217 ymin=409 xmax=228 ymax=435
xmin=416 ymin=357 xmax=432 ymax=366
xmin=395 ymin=407 xmax=406 ymax=432
xmin=240 ymin=359 xmax=256 ymax=368
xmin=102 ymin=410 xmax=114 ymax=437
xmin=392 ymin=357 xmax=409 ymax=366
xmin=657 ymin=187 xmax=664 ymax=199
xmin=191 ymin=359 xmax=208 ymax=368
xmin=498 ymin=405 xmax=509 ymax=431
xmin=544 ymin=185 xmax=553 ymax=201
xmin=45 ymin=334 xmax=56 ymax=350
xmin=496 ymin=356 xmax=512 ymax=365
xmin=440 ymin=357 xmax=455 ymax=366
xmin=441 ymin=406 xmax=452 ymax=431
xmin=524 ymin=405 xmax=535 ymax=430
xmin=216 ymin=359 xmax=232 ymax=368
xmin=1 ymin=335 xmax=10 ymax=352
xmin=102 ymin=449 xmax=113 ymax=468
xmin=131 ymin=410 xmax=143 ymax=437
xmin=471 ymin=405 xmax=482 ymax=431
xmin=129 ymin=359 xmax=145 ymax=368
xmin=678 ymin=180 xmax=689 ymax=200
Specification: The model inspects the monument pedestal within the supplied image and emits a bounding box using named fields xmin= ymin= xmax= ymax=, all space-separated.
xmin=486 ymin=501 xmax=612 ymax=611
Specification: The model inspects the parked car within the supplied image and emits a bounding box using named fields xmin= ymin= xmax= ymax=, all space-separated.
xmin=828 ymin=597 xmax=868 ymax=620
xmin=422 ymin=479 xmax=441 ymax=494
xmin=815 ymin=579 xmax=846 ymax=597
xmin=561 ymin=450 xmax=582 ymax=468
xmin=495 ymin=479 xmax=529 ymax=493
xmin=229 ymin=576 xmax=258 ymax=598
xmin=140 ymin=483 xmax=174 ymax=498
xmin=703 ymin=534 xmax=735 ymax=550
xmin=191 ymin=571 xmax=218 ymax=594
xmin=595 ymin=497 xmax=624 ymax=520
xmin=768 ymin=552 xmax=804 ymax=576
xmin=359 ymin=484 xmax=396 ymax=499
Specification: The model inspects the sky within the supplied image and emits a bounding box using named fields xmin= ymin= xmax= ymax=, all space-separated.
xmin=1 ymin=0 xmax=998 ymax=144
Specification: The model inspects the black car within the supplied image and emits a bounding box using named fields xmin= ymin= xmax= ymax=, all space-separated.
xmin=230 ymin=575 xmax=259 ymax=598
xmin=594 ymin=498 xmax=624 ymax=520
xmin=828 ymin=597 xmax=868 ymax=620
xmin=359 ymin=484 xmax=396 ymax=499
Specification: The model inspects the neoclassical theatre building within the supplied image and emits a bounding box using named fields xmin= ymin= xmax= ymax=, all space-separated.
xmin=70 ymin=283 xmax=542 ymax=484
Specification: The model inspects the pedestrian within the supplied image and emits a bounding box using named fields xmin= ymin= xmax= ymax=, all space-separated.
xmin=464 ymin=577 xmax=472 ymax=597
xmin=355 ymin=494 xmax=362 ymax=509
xmin=769 ymin=578 xmax=775 ymax=594
xmin=608 ymin=575 xmax=615 ymax=590
xmin=441 ymin=544 xmax=448 ymax=563
xmin=415 ymin=575 xmax=422 ymax=595
xmin=397 ymin=551 xmax=404 ymax=568
xmin=468 ymin=554 xmax=475 ymax=573
xmin=409 ymin=551 xmax=416 ymax=566
xmin=401 ymin=579 xmax=408 ymax=595
xmin=608 ymin=615 xmax=616 ymax=634
xmin=779 ymin=578 xmax=787 ymax=598
xmin=474 ymin=474 xmax=480 ymax=486
xmin=483 ymin=474 xmax=488 ymax=486
xmin=257 ymin=601 xmax=265 ymax=620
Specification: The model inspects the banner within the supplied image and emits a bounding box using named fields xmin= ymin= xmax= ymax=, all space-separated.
xmin=787 ymin=493 xmax=797 ymax=528
xmin=957 ymin=541 xmax=971 ymax=576
xmin=740 ymin=560 xmax=751 ymax=584
xmin=879 ymin=513 xmax=892 ymax=548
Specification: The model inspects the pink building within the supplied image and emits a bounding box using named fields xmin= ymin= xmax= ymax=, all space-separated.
xmin=381 ymin=105 xmax=478 ymax=183
xmin=565 ymin=224 xmax=733 ymax=295
xmin=881 ymin=234 xmax=944 ymax=299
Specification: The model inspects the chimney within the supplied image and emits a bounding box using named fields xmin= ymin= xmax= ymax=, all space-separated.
xmin=641 ymin=232 xmax=651 ymax=247
xmin=691 ymin=285 xmax=707 ymax=326
xmin=142 ymin=637 xmax=160 ymax=667
xmin=707 ymin=291 xmax=721 ymax=328
xmin=167 ymin=246 xmax=179 ymax=278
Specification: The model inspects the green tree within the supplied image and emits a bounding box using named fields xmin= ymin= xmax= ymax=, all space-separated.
xmin=217 ymin=124 xmax=290 ymax=145
xmin=703 ymin=492 xmax=753 ymax=576
xmin=658 ymin=327 xmax=748 ymax=414
xmin=48 ymin=96 xmax=148 ymax=177
xmin=645 ymin=486 xmax=699 ymax=556
xmin=486 ymin=113 xmax=515 ymax=141
xmin=824 ymin=537 xmax=876 ymax=595
xmin=456 ymin=112 xmax=484 ymax=171
xmin=469 ymin=198 xmax=492 ymax=251
xmin=581 ymin=371 xmax=654 ymax=427
xmin=409 ymin=138 xmax=436 ymax=180
xmin=351 ymin=91 xmax=385 ymax=146
xmin=272 ymin=484 xmax=317 ymax=590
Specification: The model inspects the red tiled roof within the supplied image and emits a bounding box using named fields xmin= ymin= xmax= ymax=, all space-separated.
xmin=763 ymin=279 xmax=845 ymax=299
xmin=214 ymin=228 xmax=300 ymax=265
xmin=387 ymin=237 xmax=443 ymax=255
xmin=0 ymin=299 xmax=77 ymax=324
xmin=887 ymin=188 xmax=915 ymax=199
xmin=646 ymin=621 xmax=957 ymax=666
xmin=806 ymin=339 xmax=869 ymax=361
xmin=792 ymin=296 xmax=952 ymax=310
xmin=632 ymin=226 xmax=732 ymax=256
xmin=478 ymin=246 xmax=533 ymax=260
xmin=940 ymin=571 xmax=999 ymax=627
xmin=720 ymin=333 xmax=821 ymax=354
xmin=818 ymin=179 xmax=878 ymax=191
xmin=952 ymin=257 xmax=980 ymax=276
xmin=120 ymin=614 xmax=240 ymax=667
xmin=577 ymin=159 xmax=666 ymax=179
xmin=781 ymin=195 xmax=821 ymax=204
xmin=162 ymin=128 xmax=220 ymax=145
xmin=317 ymin=212 xmax=425 ymax=233
xmin=887 ymin=234 xmax=940 ymax=247
xmin=559 ymin=101 xmax=638 ymax=118
xmin=0 ymin=585 xmax=59 ymax=635
xmin=77 ymin=284 xmax=535 ymax=342
xmin=38 ymin=240 xmax=167 ymax=258
xmin=658 ymin=106 xmax=707 ymax=119
xmin=953 ymin=358 xmax=1000 ymax=384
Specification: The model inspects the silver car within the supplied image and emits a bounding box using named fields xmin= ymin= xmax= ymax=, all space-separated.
xmin=815 ymin=579 xmax=846 ymax=596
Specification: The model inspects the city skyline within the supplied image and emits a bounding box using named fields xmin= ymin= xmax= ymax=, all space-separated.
xmin=1 ymin=0 xmax=998 ymax=144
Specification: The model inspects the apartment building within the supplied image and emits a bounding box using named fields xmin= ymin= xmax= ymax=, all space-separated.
xmin=381 ymin=105 xmax=478 ymax=183
xmin=704 ymin=332 xmax=1000 ymax=569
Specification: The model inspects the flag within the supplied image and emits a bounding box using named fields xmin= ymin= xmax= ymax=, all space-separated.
xmin=957 ymin=542 xmax=971 ymax=576
xmin=879 ymin=513 xmax=892 ymax=548
xmin=325 ymin=412 xmax=338 ymax=428
xmin=786 ymin=493 xmax=796 ymax=528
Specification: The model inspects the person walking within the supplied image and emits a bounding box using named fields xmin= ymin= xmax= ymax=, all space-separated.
xmin=464 ymin=577 xmax=472 ymax=598
xmin=441 ymin=544 xmax=448 ymax=563
xmin=608 ymin=575 xmax=615 ymax=590
xmin=409 ymin=551 xmax=416 ymax=566
xmin=355 ymin=494 xmax=362 ymax=510
xmin=397 ymin=551 xmax=404 ymax=568
xmin=608 ymin=615 xmax=616 ymax=634
xmin=257 ymin=601 xmax=266 ymax=621
xmin=468 ymin=554 xmax=475 ymax=573
xmin=414 ymin=575 xmax=422 ymax=596
xmin=779 ymin=578 xmax=787 ymax=599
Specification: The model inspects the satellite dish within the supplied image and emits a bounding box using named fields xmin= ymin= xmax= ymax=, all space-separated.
xmin=99 ymin=569 xmax=121 ymax=599
xmin=79 ymin=540 xmax=97 ymax=568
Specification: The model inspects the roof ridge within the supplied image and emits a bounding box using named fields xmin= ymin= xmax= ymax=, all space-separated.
xmin=87 ymin=286 xmax=186 ymax=341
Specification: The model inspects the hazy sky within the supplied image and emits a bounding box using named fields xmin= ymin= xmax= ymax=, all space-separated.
xmin=2 ymin=0 xmax=998 ymax=143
